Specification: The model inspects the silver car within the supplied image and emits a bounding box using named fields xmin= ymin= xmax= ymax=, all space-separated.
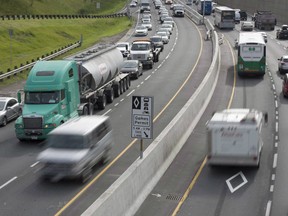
xmin=278 ymin=55 xmax=288 ymax=74
xmin=135 ymin=25 xmax=148 ymax=36
xmin=0 ymin=97 xmax=22 ymax=126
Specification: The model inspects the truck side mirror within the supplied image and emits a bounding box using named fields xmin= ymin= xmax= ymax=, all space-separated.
xmin=17 ymin=91 xmax=22 ymax=104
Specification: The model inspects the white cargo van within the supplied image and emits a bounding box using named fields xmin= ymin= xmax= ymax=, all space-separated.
xmin=206 ymin=109 xmax=267 ymax=167
xmin=37 ymin=115 xmax=113 ymax=182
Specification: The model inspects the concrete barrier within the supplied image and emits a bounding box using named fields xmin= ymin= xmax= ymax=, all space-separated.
xmin=82 ymin=14 xmax=221 ymax=216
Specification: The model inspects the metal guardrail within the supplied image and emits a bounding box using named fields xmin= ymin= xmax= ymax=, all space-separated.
xmin=0 ymin=41 xmax=81 ymax=81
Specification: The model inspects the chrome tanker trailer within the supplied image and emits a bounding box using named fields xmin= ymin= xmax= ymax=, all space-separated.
xmin=68 ymin=44 xmax=130 ymax=110
xmin=15 ymin=44 xmax=130 ymax=141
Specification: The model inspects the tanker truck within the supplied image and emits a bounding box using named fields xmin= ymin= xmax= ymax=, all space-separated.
xmin=15 ymin=44 xmax=130 ymax=141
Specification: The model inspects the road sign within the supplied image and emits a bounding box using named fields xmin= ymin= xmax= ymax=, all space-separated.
xmin=131 ymin=96 xmax=153 ymax=139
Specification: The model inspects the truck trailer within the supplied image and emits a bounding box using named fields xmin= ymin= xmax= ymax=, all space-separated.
xmin=253 ymin=10 xmax=276 ymax=31
xmin=206 ymin=109 xmax=267 ymax=167
xmin=15 ymin=44 xmax=130 ymax=141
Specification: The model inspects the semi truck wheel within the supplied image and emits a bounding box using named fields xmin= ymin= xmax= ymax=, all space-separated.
xmin=123 ymin=79 xmax=127 ymax=92
xmin=106 ymin=89 xmax=114 ymax=103
xmin=126 ymin=76 xmax=130 ymax=88
xmin=113 ymin=83 xmax=121 ymax=97
xmin=97 ymin=94 xmax=107 ymax=110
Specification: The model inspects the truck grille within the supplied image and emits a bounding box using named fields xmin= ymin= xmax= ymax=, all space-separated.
xmin=131 ymin=54 xmax=145 ymax=60
xmin=23 ymin=117 xmax=43 ymax=129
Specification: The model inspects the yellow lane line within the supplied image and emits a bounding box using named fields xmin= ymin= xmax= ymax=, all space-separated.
xmin=55 ymin=20 xmax=203 ymax=216
xmin=171 ymin=35 xmax=237 ymax=216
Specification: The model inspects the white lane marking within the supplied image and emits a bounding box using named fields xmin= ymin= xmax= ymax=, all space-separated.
xmin=275 ymin=100 xmax=278 ymax=108
xmin=273 ymin=153 xmax=278 ymax=168
xmin=120 ymin=99 xmax=124 ymax=102
xmin=114 ymin=103 xmax=119 ymax=107
xmin=127 ymin=89 xmax=135 ymax=97
xmin=272 ymin=84 xmax=275 ymax=90
xmin=145 ymin=75 xmax=151 ymax=81
xmin=275 ymin=135 xmax=278 ymax=141
xmin=265 ymin=200 xmax=272 ymax=216
xmin=0 ymin=177 xmax=18 ymax=190
xmin=275 ymin=121 xmax=278 ymax=132
xmin=270 ymin=185 xmax=274 ymax=192
xmin=137 ymin=85 xmax=140 ymax=88
xmin=272 ymin=174 xmax=275 ymax=181
xmin=30 ymin=161 xmax=39 ymax=168
xmin=226 ymin=172 xmax=248 ymax=193
xmin=141 ymin=82 xmax=144 ymax=85
xmin=275 ymin=142 xmax=278 ymax=148
xmin=103 ymin=109 xmax=112 ymax=116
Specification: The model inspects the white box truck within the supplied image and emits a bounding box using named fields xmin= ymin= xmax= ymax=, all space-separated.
xmin=206 ymin=109 xmax=267 ymax=167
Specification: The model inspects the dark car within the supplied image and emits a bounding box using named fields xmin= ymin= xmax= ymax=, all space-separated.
xmin=0 ymin=97 xmax=22 ymax=126
xmin=120 ymin=60 xmax=143 ymax=79
xmin=239 ymin=11 xmax=247 ymax=21
xmin=150 ymin=35 xmax=164 ymax=52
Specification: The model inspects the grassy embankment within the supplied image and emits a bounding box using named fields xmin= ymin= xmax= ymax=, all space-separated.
xmin=0 ymin=0 xmax=132 ymax=86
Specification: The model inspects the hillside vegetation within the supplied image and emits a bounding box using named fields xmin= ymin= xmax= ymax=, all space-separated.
xmin=0 ymin=0 xmax=128 ymax=15
xmin=0 ymin=0 xmax=132 ymax=86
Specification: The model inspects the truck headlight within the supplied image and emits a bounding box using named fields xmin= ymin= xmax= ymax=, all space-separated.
xmin=44 ymin=123 xmax=57 ymax=128
xmin=15 ymin=124 xmax=24 ymax=129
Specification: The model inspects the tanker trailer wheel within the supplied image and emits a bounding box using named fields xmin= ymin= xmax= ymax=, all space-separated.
xmin=82 ymin=105 xmax=89 ymax=115
xmin=113 ymin=83 xmax=121 ymax=97
xmin=97 ymin=94 xmax=107 ymax=110
xmin=125 ymin=77 xmax=130 ymax=89
xmin=106 ymin=89 xmax=114 ymax=103
xmin=123 ymin=79 xmax=127 ymax=92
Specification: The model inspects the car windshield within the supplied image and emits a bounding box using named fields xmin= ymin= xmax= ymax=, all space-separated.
xmin=131 ymin=43 xmax=150 ymax=50
xmin=136 ymin=26 xmax=146 ymax=30
xmin=48 ymin=134 xmax=86 ymax=149
xmin=0 ymin=101 xmax=5 ymax=111
xmin=157 ymin=32 xmax=167 ymax=36
xmin=123 ymin=61 xmax=137 ymax=68
xmin=151 ymin=37 xmax=161 ymax=42
xmin=25 ymin=91 xmax=60 ymax=104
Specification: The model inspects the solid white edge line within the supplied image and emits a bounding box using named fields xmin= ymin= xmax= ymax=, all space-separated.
xmin=0 ymin=176 xmax=18 ymax=190
xmin=30 ymin=161 xmax=39 ymax=168
xmin=265 ymin=200 xmax=272 ymax=216
xmin=102 ymin=109 xmax=112 ymax=116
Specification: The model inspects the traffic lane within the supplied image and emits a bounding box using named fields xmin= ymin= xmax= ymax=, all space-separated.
xmin=59 ymin=15 xmax=208 ymax=216
xmin=134 ymin=28 xmax=234 ymax=216
xmin=136 ymin=31 xmax=275 ymax=216
xmin=264 ymin=24 xmax=288 ymax=216
xmin=0 ymin=7 xmax=181 ymax=216
xmin=0 ymin=15 xmax=203 ymax=216
xmin=180 ymin=37 xmax=275 ymax=215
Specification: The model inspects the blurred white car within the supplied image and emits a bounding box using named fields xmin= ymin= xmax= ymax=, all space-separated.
xmin=135 ymin=25 xmax=148 ymax=36
xmin=0 ymin=97 xmax=22 ymax=126
xmin=156 ymin=31 xmax=170 ymax=44
xmin=160 ymin=24 xmax=173 ymax=34
xmin=142 ymin=20 xmax=152 ymax=30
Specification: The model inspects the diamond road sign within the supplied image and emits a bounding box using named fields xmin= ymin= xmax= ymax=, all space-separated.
xmin=131 ymin=96 xmax=153 ymax=139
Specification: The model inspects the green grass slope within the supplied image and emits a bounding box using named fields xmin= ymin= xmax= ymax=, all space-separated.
xmin=0 ymin=0 xmax=128 ymax=15
xmin=0 ymin=0 xmax=133 ymax=86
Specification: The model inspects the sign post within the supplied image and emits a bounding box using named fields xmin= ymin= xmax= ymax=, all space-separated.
xmin=131 ymin=96 xmax=154 ymax=159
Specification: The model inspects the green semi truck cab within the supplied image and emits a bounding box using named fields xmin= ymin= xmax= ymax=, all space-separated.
xmin=15 ymin=60 xmax=81 ymax=141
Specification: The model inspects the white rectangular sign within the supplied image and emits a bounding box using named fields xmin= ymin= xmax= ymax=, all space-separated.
xmin=131 ymin=96 xmax=153 ymax=139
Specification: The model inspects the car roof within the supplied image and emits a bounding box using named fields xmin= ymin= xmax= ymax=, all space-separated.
xmin=0 ymin=97 xmax=15 ymax=102
xmin=50 ymin=116 xmax=109 ymax=136
xmin=282 ymin=55 xmax=288 ymax=59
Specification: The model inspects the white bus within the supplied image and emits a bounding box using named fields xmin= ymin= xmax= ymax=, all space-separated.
xmin=213 ymin=6 xmax=235 ymax=29
xmin=237 ymin=32 xmax=266 ymax=76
